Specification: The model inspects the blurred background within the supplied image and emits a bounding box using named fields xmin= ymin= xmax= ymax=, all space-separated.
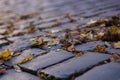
xmin=0 ymin=0 xmax=120 ymax=20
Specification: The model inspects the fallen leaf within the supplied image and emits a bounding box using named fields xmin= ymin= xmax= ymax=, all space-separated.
xmin=74 ymin=51 xmax=83 ymax=57
xmin=96 ymin=32 xmax=104 ymax=40
xmin=19 ymin=54 xmax=34 ymax=64
xmin=113 ymin=41 xmax=120 ymax=49
xmin=110 ymin=54 xmax=120 ymax=62
xmin=13 ymin=64 xmax=22 ymax=72
xmin=30 ymin=36 xmax=43 ymax=45
xmin=37 ymin=72 xmax=48 ymax=79
xmin=0 ymin=68 xmax=7 ymax=74
xmin=110 ymin=26 xmax=119 ymax=32
xmin=95 ymin=45 xmax=105 ymax=53
xmin=67 ymin=44 xmax=76 ymax=52
xmin=80 ymin=33 xmax=86 ymax=37
xmin=86 ymin=31 xmax=94 ymax=40
xmin=0 ymin=59 xmax=5 ymax=65
xmin=26 ymin=26 xmax=36 ymax=34
xmin=47 ymin=38 xmax=59 ymax=46
xmin=65 ymin=13 xmax=76 ymax=22
xmin=0 ymin=49 xmax=11 ymax=61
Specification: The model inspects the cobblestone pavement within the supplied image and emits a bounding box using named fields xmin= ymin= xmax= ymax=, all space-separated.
xmin=0 ymin=0 xmax=120 ymax=80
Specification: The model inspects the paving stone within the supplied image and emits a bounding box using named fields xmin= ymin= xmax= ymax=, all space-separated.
xmin=36 ymin=21 xmax=57 ymax=29
xmin=75 ymin=62 xmax=120 ymax=80
xmin=0 ymin=0 xmax=120 ymax=79
xmin=9 ymin=29 xmax=26 ymax=37
xmin=40 ymin=52 xmax=110 ymax=79
xmin=75 ymin=41 xmax=105 ymax=52
xmin=43 ymin=17 xmax=100 ymax=33
xmin=81 ymin=0 xmax=120 ymax=18
xmin=36 ymin=18 xmax=69 ymax=29
xmin=2 ymin=39 xmax=36 ymax=52
xmin=23 ymin=31 xmax=47 ymax=38
xmin=20 ymin=50 xmax=74 ymax=71
xmin=100 ymin=10 xmax=120 ymax=18
xmin=106 ymin=47 xmax=120 ymax=54
xmin=11 ymin=48 xmax=46 ymax=64
xmin=7 ymin=31 xmax=46 ymax=42
xmin=0 ymin=48 xmax=4 ymax=52
xmin=0 ymin=69 xmax=42 ymax=80
xmin=7 ymin=36 xmax=23 ymax=42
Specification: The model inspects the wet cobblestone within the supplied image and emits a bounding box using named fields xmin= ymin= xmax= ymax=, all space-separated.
xmin=0 ymin=0 xmax=120 ymax=80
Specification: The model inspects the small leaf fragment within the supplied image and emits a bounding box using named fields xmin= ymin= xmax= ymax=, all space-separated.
xmin=26 ymin=26 xmax=36 ymax=34
xmin=74 ymin=51 xmax=83 ymax=57
xmin=19 ymin=54 xmax=34 ymax=64
xmin=0 ymin=59 xmax=5 ymax=65
xmin=110 ymin=26 xmax=119 ymax=32
xmin=67 ymin=44 xmax=76 ymax=52
xmin=110 ymin=54 xmax=120 ymax=62
xmin=37 ymin=71 xmax=48 ymax=79
xmin=13 ymin=64 xmax=22 ymax=72
xmin=113 ymin=41 xmax=120 ymax=49
xmin=95 ymin=45 xmax=105 ymax=53
xmin=0 ymin=68 xmax=7 ymax=74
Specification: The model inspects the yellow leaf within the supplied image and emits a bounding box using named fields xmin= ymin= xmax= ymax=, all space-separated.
xmin=110 ymin=26 xmax=119 ymax=32
xmin=80 ymin=33 xmax=86 ymax=37
xmin=0 ymin=49 xmax=11 ymax=61
xmin=37 ymin=71 xmax=48 ymax=79
xmin=19 ymin=55 xmax=34 ymax=64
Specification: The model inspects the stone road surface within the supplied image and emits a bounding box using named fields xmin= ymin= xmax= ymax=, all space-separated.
xmin=0 ymin=0 xmax=120 ymax=80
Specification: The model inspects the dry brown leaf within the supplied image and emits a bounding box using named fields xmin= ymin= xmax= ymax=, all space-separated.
xmin=0 ymin=59 xmax=5 ymax=65
xmin=0 ymin=68 xmax=7 ymax=74
xmin=26 ymin=26 xmax=36 ymax=34
xmin=74 ymin=51 xmax=83 ymax=57
xmin=96 ymin=32 xmax=104 ymax=40
xmin=30 ymin=36 xmax=43 ymax=45
xmin=47 ymin=38 xmax=59 ymax=46
xmin=113 ymin=41 xmax=120 ymax=49
xmin=95 ymin=45 xmax=105 ymax=53
xmin=67 ymin=45 xmax=76 ymax=52
xmin=65 ymin=13 xmax=76 ymax=22
xmin=110 ymin=54 xmax=120 ymax=62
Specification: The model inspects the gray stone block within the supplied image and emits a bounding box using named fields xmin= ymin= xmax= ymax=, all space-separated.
xmin=20 ymin=50 xmax=74 ymax=71
xmin=41 ymin=52 xmax=110 ymax=79
xmin=75 ymin=62 xmax=120 ymax=80
xmin=2 ymin=39 xmax=36 ymax=52
xmin=75 ymin=41 xmax=105 ymax=52
xmin=0 ymin=69 xmax=42 ymax=80
xmin=11 ymin=48 xmax=45 ymax=64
